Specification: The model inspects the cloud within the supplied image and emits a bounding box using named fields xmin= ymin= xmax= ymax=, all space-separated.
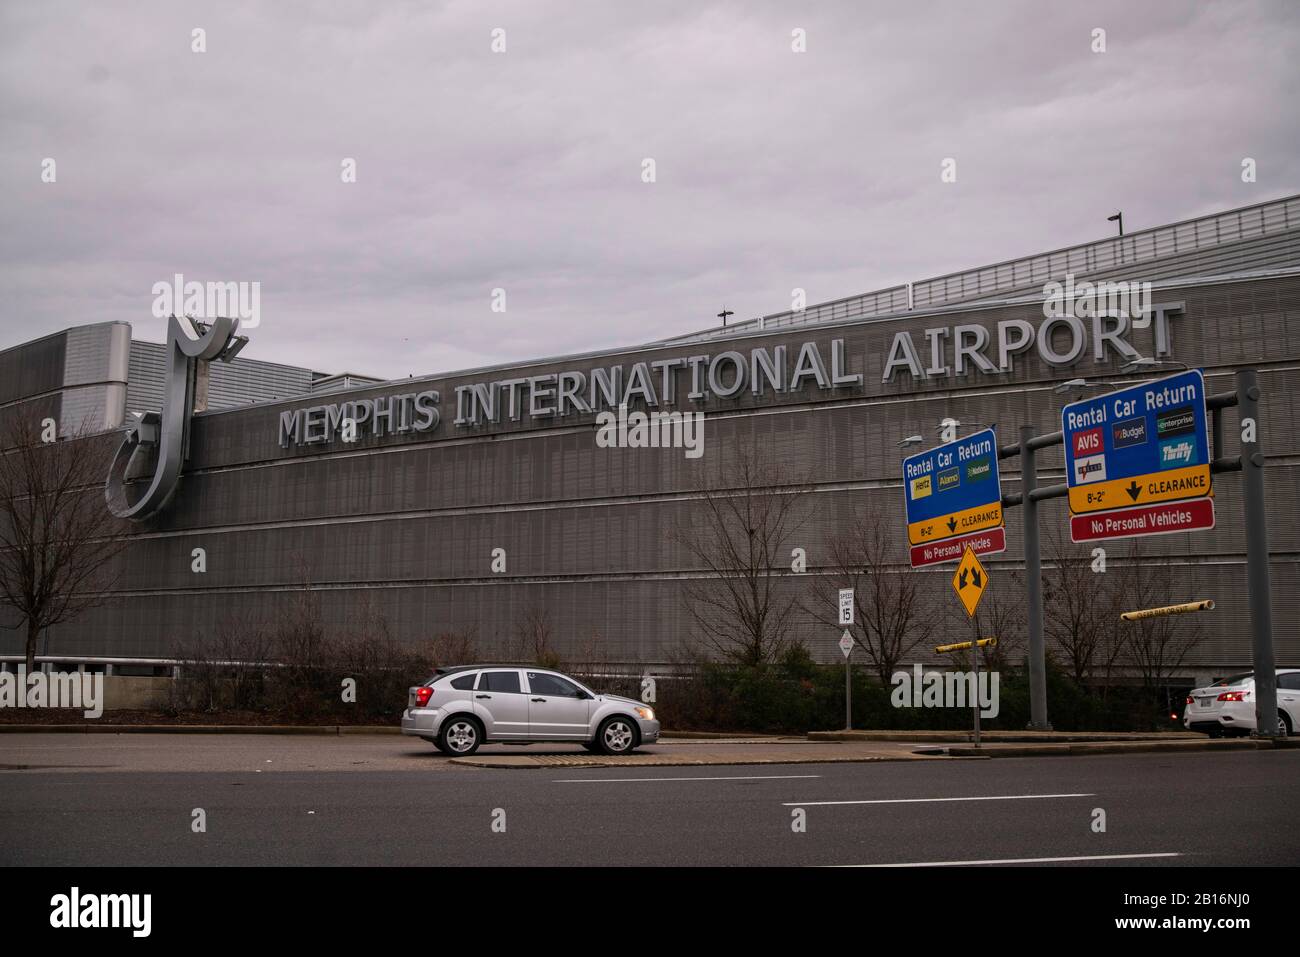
xmin=1 ymin=0 xmax=1297 ymax=380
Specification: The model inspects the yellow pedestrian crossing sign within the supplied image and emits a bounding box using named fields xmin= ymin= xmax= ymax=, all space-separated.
xmin=951 ymin=545 xmax=989 ymax=618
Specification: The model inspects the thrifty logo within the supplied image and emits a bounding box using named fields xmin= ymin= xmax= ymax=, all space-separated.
xmin=1159 ymin=437 xmax=1196 ymax=468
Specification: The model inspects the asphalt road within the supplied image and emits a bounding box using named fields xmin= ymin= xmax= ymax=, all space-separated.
xmin=1 ymin=736 xmax=1296 ymax=866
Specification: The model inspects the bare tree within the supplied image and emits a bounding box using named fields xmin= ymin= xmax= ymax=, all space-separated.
xmin=0 ymin=417 xmax=127 ymax=672
xmin=676 ymin=438 xmax=810 ymax=667
xmin=806 ymin=509 xmax=934 ymax=685
xmin=425 ymin=627 xmax=480 ymax=667
xmin=1117 ymin=537 xmax=1202 ymax=698
xmin=973 ymin=567 xmax=1027 ymax=673
xmin=510 ymin=604 xmax=563 ymax=669
xmin=1041 ymin=523 xmax=1121 ymax=684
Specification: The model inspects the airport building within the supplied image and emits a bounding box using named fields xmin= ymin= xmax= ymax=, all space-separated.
xmin=2 ymin=194 xmax=1299 ymax=686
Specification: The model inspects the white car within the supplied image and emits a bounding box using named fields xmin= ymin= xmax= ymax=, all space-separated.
xmin=1183 ymin=669 xmax=1300 ymax=737
xmin=401 ymin=665 xmax=660 ymax=756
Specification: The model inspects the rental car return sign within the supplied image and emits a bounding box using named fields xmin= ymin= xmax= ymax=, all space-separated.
xmin=902 ymin=428 xmax=1007 ymax=567
xmin=1061 ymin=369 xmax=1215 ymax=542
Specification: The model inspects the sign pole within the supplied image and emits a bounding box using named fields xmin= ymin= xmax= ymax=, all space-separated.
xmin=1238 ymin=369 xmax=1279 ymax=737
xmin=845 ymin=647 xmax=852 ymax=731
xmin=838 ymin=591 xmax=855 ymax=731
xmin=971 ymin=615 xmax=981 ymax=748
xmin=1021 ymin=425 xmax=1050 ymax=730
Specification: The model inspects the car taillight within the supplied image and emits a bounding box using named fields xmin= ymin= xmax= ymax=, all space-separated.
xmin=414 ymin=687 xmax=434 ymax=707
xmin=1185 ymin=696 xmax=1194 ymax=705
xmin=1217 ymin=691 xmax=1248 ymax=702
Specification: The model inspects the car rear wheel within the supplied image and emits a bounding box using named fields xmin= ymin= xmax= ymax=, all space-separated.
xmin=1279 ymin=711 xmax=1293 ymax=737
xmin=438 ymin=717 xmax=482 ymax=756
xmin=596 ymin=716 xmax=638 ymax=755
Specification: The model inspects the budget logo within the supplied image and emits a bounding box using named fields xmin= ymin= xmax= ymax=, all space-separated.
xmin=1159 ymin=437 xmax=1196 ymax=468
xmin=1111 ymin=417 xmax=1147 ymax=448
xmin=1074 ymin=454 xmax=1106 ymax=484
xmin=1157 ymin=405 xmax=1195 ymax=438
xmin=936 ymin=467 xmax=961 ymax=492
xmin=1072 ymin=426 xmax=1104 ymax=459
xmin=910 ymin=475 xmax=932 ymax=500
xmin=964 ymin=456 xmax=991 ymax=482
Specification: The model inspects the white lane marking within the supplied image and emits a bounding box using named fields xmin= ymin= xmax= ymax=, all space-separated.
xmin=839 ymin=852 xmax=1182 ymax=868
xmin=555 ymin=774 xmax=822 ymax=783
xmin=782 ymin=792 xmax=1094 ymax=806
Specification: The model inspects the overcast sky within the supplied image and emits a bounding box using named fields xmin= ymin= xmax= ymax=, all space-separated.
xmin=2 ymin=0 xmax=1298 ymax=380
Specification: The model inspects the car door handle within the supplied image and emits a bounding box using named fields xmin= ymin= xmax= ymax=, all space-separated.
xmin=476 ymin=694 xmax=491 ymax=699
xmin=531 ymin=697 xmax=546 ymax=703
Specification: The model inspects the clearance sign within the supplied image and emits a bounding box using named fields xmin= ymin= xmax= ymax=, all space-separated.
xmin=901 ymin=428 xmax=1006 ymax=567
xmin=1061 ymin=369 xmax=1215 ymax=542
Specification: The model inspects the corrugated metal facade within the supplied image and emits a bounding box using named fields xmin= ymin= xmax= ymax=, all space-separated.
xmin=9 ymin=272 xmax=1298 ymax=680
xmin=126 ymin=340 xmax=316 ymax=414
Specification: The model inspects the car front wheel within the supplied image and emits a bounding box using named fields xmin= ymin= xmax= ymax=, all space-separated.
xmin=438 ymin=717 xmax=482 ymax=756
xmin=596 ymin=716 xmax=638 ymax=755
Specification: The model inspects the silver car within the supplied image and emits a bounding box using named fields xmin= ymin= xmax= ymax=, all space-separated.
xmin=401 ymin=666 xmax=660 ymax=756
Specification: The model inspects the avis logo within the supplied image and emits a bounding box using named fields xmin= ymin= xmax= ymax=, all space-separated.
xmin=1159 ymin=439 xmax=1195 ymax=468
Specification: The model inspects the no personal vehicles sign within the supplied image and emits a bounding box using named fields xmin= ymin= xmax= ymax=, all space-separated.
xmin=901 ymin=428 xmax=1006 ymax=567
xmin=1061 ymin=369 xmax=1215 ymax=542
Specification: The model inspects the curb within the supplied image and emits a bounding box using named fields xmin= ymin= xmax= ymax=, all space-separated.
xmin=448 ymin=753 xmax=935 ymax=770
xmin=659 ymin=731 xmax=785 ymax=740
xmin=946 ymin=738 xmax=1298 ymax=757
xmin=809 ymin=730 xmax=1205 ymax=744
xmin=0 ymin=724 xmax=401 ymax=735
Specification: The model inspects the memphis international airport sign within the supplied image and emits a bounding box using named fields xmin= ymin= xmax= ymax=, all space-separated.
xmin=1061 ymin=369 xmax=1214 ymax=542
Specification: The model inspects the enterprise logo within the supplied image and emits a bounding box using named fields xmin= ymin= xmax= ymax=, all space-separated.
xmin=1157 ymin=405 xmax=1195 ymax=438
xmin=1159 ymin=437 xmax=1197 ymax=468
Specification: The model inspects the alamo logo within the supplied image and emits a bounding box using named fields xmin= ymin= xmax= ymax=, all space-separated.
xmin=1159 ymin=438 xmax=1196 ymax=468
xmin=964 ymin=456 xmax=992 ymax=482
xmin=936 ymin=467 xmax=961 ymax=491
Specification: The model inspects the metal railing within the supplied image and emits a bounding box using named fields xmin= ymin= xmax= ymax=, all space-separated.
xmin=664 ymin=194 xmax=1300 ymax=344
xmin=912 ymin=194 xmax=1300 ymax=310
